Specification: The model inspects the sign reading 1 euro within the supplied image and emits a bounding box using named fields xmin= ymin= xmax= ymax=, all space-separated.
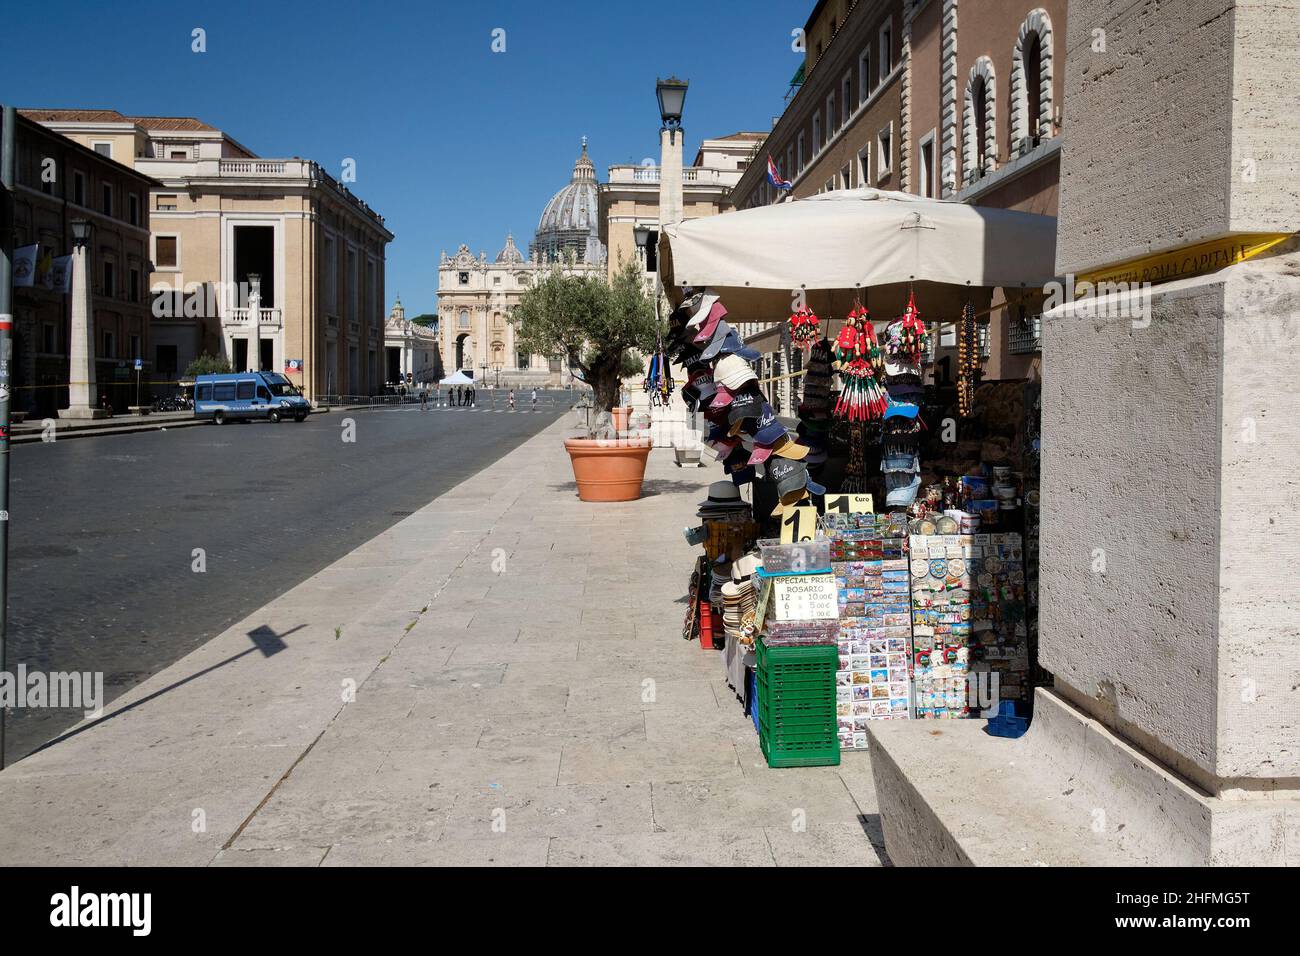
xmin=772 ymin=572 xmax=837 ymax=622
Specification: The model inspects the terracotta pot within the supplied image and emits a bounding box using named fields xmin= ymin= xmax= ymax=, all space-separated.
xmin=610 ymin=406 xmax=633 ymax=431
xmin=564 ymin=437 xmax=652 ymax=502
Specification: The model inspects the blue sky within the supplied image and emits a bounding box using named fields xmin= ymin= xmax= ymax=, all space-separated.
xmin=1 ymin=0 xmax=802 ymax=317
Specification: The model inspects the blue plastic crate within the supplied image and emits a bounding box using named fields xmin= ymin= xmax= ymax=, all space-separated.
xmin=985 ymin=700 xmax=1029 ymax=738
xmin=747 ymin=668 xmax=760 ymax=734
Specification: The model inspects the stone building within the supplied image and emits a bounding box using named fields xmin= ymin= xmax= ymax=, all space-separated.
xmin=7 ymin=112 xmax=158 ymax=417
xmin=25 ymin=109 xmax=394 ymax=401
xmin=382 ymin=297 xmax=440 ymax=387
xmin=727 ymin=0 xmax=1068 ymax=393
xmin=435 ymin=141 xmax=607 ymax=387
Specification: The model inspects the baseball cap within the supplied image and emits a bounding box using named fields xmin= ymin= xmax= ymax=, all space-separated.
xmin=714 ymin=354 xmax=758 ymax=390
xmin=685 ymin=293 xmax=719 ymax=329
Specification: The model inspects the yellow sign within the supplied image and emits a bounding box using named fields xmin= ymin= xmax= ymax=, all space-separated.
xmin=779 ymin=506 xmax=819 ymax=543
xmin=824 ymin=493 xmax=873 ymax=515
xmin=1076 ymin=232 xmax=1294 ymax=289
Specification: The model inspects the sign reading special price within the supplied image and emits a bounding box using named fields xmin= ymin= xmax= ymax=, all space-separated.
xmin=771 ymin=573 xmax=838 ymax=621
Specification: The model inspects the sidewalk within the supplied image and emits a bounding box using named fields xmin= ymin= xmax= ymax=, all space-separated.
xmin=0 ymin=417 xmax=885 ymax=866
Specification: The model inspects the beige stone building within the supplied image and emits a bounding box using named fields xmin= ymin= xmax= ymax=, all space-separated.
xmin=435 ymin=142 xmax=606 ymax=387
xmin=25 ymin=109 xmax=393 ymax=401
xmin=598 ymin=132 xmax=766 ymax=283
xmin=382 ymin=297 xmax=440 ymax=387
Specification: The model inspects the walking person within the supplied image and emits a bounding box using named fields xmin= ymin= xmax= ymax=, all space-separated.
xmin=508 ymin=389 xmax=516 ymax=411
xmin=420 ymin=384 xmax=428 ymax=411
xmin=531 ymin=387 xmax=538 ymax=412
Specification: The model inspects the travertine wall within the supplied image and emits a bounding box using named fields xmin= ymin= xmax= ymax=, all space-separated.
xmin=1056 ymin=0 xmax=1300 ymax=275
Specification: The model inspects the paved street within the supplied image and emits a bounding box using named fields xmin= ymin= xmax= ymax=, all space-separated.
xmin=3 ymin=394 xmax=572 ymax=763
xmin=0 ymin=416 xmax=885 ymax=866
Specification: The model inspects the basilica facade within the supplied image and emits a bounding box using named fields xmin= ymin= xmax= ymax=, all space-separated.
xmin=436 ymin=140 xmax=606 ymax=387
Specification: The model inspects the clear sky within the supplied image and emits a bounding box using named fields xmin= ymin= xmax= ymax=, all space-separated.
xmin=1 ymin=0 xmax=803 ymax=318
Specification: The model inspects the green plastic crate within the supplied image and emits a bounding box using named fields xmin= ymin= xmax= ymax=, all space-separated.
xmin=758 ymin=716 xmax=841 ymax=768
xmin=755 ymin=637 xmax=840 ymax=767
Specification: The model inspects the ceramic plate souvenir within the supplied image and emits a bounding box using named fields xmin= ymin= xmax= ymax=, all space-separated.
xmin=934 ymin=515 xmax=959 ymax=534
xmin=911 ymin=559 xmax=929 ymax=577
xmin=919 ymin=519 xmax=937 ymax=535
xmin=985 ymin=557 xmax=1003 ymax=573
xmin=929 ymin=559 xmax=948 ymax=578
xmin=947 ymin=558 xmax=966 ymax=577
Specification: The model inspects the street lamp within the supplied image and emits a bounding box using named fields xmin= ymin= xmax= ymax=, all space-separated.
xmin=70 ymin=218 xmax=92 ymax=244
xmin=656 ymin=76 xmax=688 ymax=130
xmin=247 ymin=272 xmax=261 ymax=371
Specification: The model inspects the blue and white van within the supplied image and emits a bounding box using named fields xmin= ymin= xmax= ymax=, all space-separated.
xmin=193 ymin=372 xmax=311 ymax=424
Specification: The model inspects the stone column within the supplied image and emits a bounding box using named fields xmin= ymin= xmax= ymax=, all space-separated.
xmin=59 ymin=236 xmax=107 ymax=419
xmin=658 ymin=128 xmax=683 ymax=228
xmin=1038 ymin=0 xmax=1299 ymax=862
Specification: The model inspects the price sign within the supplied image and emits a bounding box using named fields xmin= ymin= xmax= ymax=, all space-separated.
xmin=753 ymin=575 xmax=773 ymax=630
xmin=772 ymin=573 xmax=838 ymax=621
xmin=779 ymin=506 xmax=819 ymax=543
xmin=824 ymin=494 xmax=874 ymax=515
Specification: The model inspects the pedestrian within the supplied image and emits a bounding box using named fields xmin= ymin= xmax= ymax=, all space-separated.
xmin=468 ymin=385 xmax=476 ymax=407
xmin=508 ymin=389 xmax=516 ymax=410
xmin=531 ymin=388 xmax=538 ymax=412
xmin=100 ymin=394 xmax=113 ymax=417
xmin=454 ymin=385 xmax=461 ymax=406
xmin=420 ymin=385 xmax=428 ymax=411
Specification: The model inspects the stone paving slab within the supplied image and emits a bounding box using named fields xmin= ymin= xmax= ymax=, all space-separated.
xmin=0 ymin=417 xmax=888 ymax=866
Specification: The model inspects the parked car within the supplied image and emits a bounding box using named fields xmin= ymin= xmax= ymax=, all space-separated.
xmin=193 ymin=372 xmax=311 ymax=424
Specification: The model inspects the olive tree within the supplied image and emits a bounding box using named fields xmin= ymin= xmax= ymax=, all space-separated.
xmin=511 ymin=257 xmax=659 ymax=433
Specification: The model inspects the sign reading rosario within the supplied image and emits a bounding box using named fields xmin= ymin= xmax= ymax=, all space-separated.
xmin=772 ymin=573 xmax=837 ymax=622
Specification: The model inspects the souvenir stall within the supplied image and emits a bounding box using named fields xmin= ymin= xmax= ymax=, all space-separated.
xmin=666 ymin=190 xmax=1056 ymax=766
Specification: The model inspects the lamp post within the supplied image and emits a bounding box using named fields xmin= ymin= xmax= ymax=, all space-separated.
xmin=656 ymin=76 xmax=688 ymax=229
xmin=60 ymin=218 xmax=107 ymax=419
xmin=246 ymin=272 xmax=261 ymax=371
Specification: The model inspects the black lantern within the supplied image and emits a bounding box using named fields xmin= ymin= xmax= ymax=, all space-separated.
xmin=656 ymin=76 xmax=688 ymax=130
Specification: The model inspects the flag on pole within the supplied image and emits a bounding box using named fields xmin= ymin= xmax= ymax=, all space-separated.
xmin=766 ymin=155 xmax=792 ymax=191
xmin=13 ymin=244 xmax=39 ymax=287
xmin=37 ymin=248 xmax=54 ymax=289
xmin=50 ymin=255 xmax=73 ymax=294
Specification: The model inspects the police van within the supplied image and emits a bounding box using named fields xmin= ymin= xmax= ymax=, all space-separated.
xmin=193 ymin=371 xmax=311 ymax=424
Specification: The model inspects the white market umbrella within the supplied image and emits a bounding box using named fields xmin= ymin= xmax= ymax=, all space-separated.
xmin=439 ymin=370 xmax=475 ymax=385
xmin=658 ymin=188 xmax=1058 ymax=322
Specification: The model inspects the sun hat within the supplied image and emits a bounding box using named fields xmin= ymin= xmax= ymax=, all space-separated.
xmin=731 ymin=553 xmax=760 ymax=583
xmin=697 ymin=479 xmax=750 ymax=515
xmin=714 ymin=354 xmax=758 ymax=390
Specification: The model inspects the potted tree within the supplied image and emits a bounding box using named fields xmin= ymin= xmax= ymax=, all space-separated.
xmin=512 ymin=258 xmax=659 ymax=501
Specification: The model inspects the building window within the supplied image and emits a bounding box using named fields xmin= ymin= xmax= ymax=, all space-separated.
xmin=826 ymin=91 xmax=836 ymax=138
xmin=156 ymin=194 xmax=177 ymax=211
xmin=797 ymin=132 xmax=806 ymax=171
xmin=879 ymin=20 xmax=893 ymax=82
xmin=1012 ymin=11 xmax=1054 ymax=150
xmin=840 ymin=164 xmax=851 ymax=189
xmin=517 ymin=352 xmax=531 ymax=370
xmin=92 ymin=141 xmax=112 ymax=158
xmin=857 ymin=143 xmax=870 ymax=186
xmin=102 ymin=260 xmax=115 ymax=297
xmin=169 ymin=149 xmax=188 ymax=160
xmin=785 ymin=145 xmax=794 ymax=183
xmin=154 ymin=235 xmax=179 ymax=269
xmin=73 ymin=170 xmax=85 ymax=207
xmin=347 ymin=248 xmax=358 ymax=321
xmin=102 ymin=182 xmax=113 ymax=217
xmin=813 ymin=114 xmax=821 ymax=154
xmin=842 ymin=72 xmax=852 ymax=125
xmin=859 ymin=49 xmax=872 ymax=101
xmin=128 ymin=193 xmax=140 ymax=226
xmin=877 ymin=123 xmax=893 ymax=181
xmin=129 ymin=334 xmax=140 ymax=362
xmin=918 ymin=130 xmax=936 ymax=198
xmin=458 ymin=271 xmax=470 ymax=285
xmin=129 ymin=266 xmax=141 ymax=304
xmin=963 ymin=58 xmax=998 ymax=182
xmin=493 ymin=275 xmax=501 ymax=285
xmin=459 ymin=310 xmax=469 ymax=329
xmin=103 ymin=330 xmax=115 ymax=359
xmin=42 ymin=323 xmax=56 ymax=354
xmin=323 ymin=235 xmax=337 ymax=312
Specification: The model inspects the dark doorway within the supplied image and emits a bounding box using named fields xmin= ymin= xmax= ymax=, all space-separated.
xmin=386 ymin=347 xmax=401 ymax=384
xmin=259 ymin=339 xmax=274 ymax=374
xmin=232 ymin=339 xmax=248 ymax=372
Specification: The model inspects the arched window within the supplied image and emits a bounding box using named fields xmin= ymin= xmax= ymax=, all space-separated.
xmin=458 ymin=309 xmax=469 ymax=329
xmin=1011 ymin=9 xmax=1054 ymax=152
xmin=962 ymin=56 xmax=997 ymax=185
